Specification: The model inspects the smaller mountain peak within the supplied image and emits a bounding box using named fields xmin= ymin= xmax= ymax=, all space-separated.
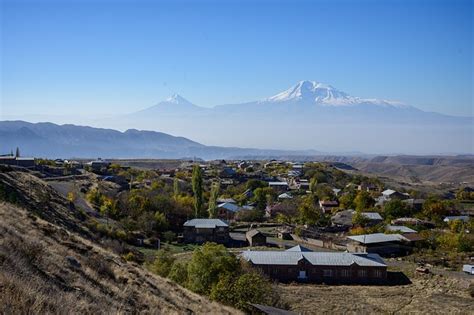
xmin=165 ymin=94 xmax=190 ymax=104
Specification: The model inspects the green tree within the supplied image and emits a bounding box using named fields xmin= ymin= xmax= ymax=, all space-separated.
xmin=298 ymin=195 xmax=320 ymax=225
xmin=422 ymin=197 xmax=450 ymax=222
xmin=154 ymin=211 xmax=169 ymax=232
xmin=339 ymin=192 xmax=355 ymax=209
xmin=150 ymin=249 xmax=175 ymax=277
xmin=383 ymin=199 xmax=410 ymax=219
xmin=354 ymin=190 xmax=375 ymax=212
xmin=173 ymin=177 xmax=180 ymax=198
xmin=15 ymin=147 xmax=20 ymax=158
xmin=192 ymin=165 xmax=204 ymax=217
xmin=186 ymin=243 xmax=239 ymax=295
xmin=168 ymin=261 xmax=188 ymax=285
xmin=253 ymin=187 xmax=274 ymax=211
xmin=208 ymin=182 xmax=220 ymax=218
xmin=99 ymin=198 xmax=115 ymax=225
xmin=352 ymin=210 xmax=370 ymax=227
xmin=309 ymin=177 xmax=318 ymax=194
xmin=246 ymin=179 xmax=268 ymax=191
xmin=231 ymin=272 xmax=274 ymax=311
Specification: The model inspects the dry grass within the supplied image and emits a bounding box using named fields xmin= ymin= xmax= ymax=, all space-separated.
xmin=0 ymin=170 xmax=241 ymax=314
xmin=278 ymin=273 xmax=473 ymax=314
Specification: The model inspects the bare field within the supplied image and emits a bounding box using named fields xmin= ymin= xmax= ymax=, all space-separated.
xmin=278 ymin=272 xmax=473 ymax=314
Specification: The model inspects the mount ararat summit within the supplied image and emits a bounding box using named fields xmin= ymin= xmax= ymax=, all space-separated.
xmin=116 ymin=80 xmax=472 ymax=155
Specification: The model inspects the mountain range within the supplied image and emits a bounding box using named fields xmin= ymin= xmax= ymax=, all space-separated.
xmin=110 ymin=80 xmax=472 ymax=154
xmin=0 ymin=120 xmax=323 ymax=159
xmin=2 ymin=80 xmax=472 ymax=155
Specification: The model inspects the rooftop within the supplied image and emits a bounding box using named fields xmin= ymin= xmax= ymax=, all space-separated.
xmin=348 ymin=233 xmax=404 ymax=244
xmin=285 ymin=245 xmax=312 ymax=252
xmin=241 ymin=251 xmax=386 ymax=267
xmin=217 ymin=202 xmax=241 ymax=212
xmin=362 ymin=212 xmax=383 ymax=220
xmin=386 ymin=225 xmax=417 ymax=233
xmin=183 ymin=219 xmax=228 ymax=228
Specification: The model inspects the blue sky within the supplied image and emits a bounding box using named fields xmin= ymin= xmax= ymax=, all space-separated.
xmin=1 ymin=0 xmax=472 ymax=117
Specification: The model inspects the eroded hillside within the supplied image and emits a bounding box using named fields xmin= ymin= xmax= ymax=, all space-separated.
xmin=0 ymin=169 xmax=240 ymax=314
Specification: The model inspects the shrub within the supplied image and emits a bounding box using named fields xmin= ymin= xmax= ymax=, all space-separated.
xmin=87 ymin=255 xmax=115 ymax=280
xmin=150 ymin=250 xmax=175 ymax=277
xmin=162 ymin=231 xmax=177 ymax=243
xmin=122 ymin=252 xmax=135 ymax=262
xmin=186 ymin=243 xmax=239 ymax=295
xmin=168 ymin=261 xmax=188 ymax=285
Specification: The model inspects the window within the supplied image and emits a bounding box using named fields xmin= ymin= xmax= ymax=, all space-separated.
xmin=323 ymin=269 xmax=333 ymax=277
xmin=374 ymin=269 xmax=383 ymax=278
xmin=341 ymin=269 xmax=350 ymax=277
xmin=357 ymin=269 xmax=367 ymax=277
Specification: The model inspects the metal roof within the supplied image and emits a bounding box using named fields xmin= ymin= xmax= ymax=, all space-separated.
xmin=386 ymin=225 xmax=417 ymax=233
xmin=382 ymin=189 xmax=396 ymax=195
xmin=217 ymin=202 xmax=241 ymax=212
xmin=241 ymin=251 xmax=386 ymax=267
xmin=362 ymin=212 xmax=383 ymax=220
xmin=268 ymin=181 xmax=289 ymax=186
xmin=183 ymin=219 xmax=228 ymax=228
xmin=348 ymin=233 xmax=403 ymax=244
xmin=278 ymin=193 xmax=293 ymax=199
xmin=443 ymin=216 xmax=470 ymax=222
xmin=246 ymin=229 xmax=264 ymax=238
xmin=286 ymin=245 xmax=312 ymax=252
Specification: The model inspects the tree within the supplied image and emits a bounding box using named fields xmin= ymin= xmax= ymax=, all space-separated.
xmin=298 ymin=195 xmax=320 ymax=225
xmin=168 ymin=261 xmax=188 ymax=285
xmin=150 ymin=249 xmax=175 ymax=277
xmin=309 ymin=176 xmax=318 ymax=194
xmin=192 ymin=165 xmax=204 ymax=218
xmin=383 ymin=199 xmax=410 ymax=219
xmin=354 ymin=191 xmax=374 ymax=212
xmin=352 ymin=210 xmax=370 ymax=227
xmin=173 ymin=177 xmax=180 ymax=198
xmin=99 ymin=198 xmax=115 ymax=225
xmin=315 ymin=184 xmax=335 ymax=201
xmin=246 ymin=179 xmax=268 ymax=191
xmin=15 ymin=147 xmax=20 ymax=158
xmin=230 ymin=272 xmax=273 ymax=311
xmin=162 ymin=231 xmax=177 ymax=243
xmin=339 ymin=192 xmax=355 ymax=209
xmin=208 ymin=182 xmax=220 ymax=218
xmin=253 ymin=187 xmax=274 ymax=211
xmin=422 ymin=197 xmax=450 ymax=222
xmin=186 ymin=243 xmax=239 ymax=295
xmin=154 ymin=211 xmax=169 ymax=232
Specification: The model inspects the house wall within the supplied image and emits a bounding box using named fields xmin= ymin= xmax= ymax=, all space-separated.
xmin=247 ymin=234 xmax=266 ymax=247
xmin=250 ymin=260 xmax=387 ymax=283
xmin=347 ymin=242 xmax=413 ymax=257
xmin=183 ymin=226 xmax=230 ymax=244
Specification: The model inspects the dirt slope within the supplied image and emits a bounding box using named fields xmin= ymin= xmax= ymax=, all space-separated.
xmin=0 ymin=169 xmax=240 ymax=314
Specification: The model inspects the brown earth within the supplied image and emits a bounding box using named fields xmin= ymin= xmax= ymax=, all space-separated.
xmin=278 ymin=271 xmax=473 ymax=314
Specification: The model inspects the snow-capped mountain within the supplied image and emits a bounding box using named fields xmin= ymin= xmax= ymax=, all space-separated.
xmin=131 ymin=93 xmax=205 ymax=116
xmin=98 ymin=80 xmax=472 ymax=155
xmin=263 ymin=80 xmax=408 ymax=108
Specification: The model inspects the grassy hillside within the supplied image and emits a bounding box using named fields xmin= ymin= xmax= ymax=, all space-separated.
xmin=0 ymin=169 xmax=240 ymax=314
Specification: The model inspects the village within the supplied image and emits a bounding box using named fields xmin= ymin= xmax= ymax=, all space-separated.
xmin=1 ymin=152 xmax=473 ymax=313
